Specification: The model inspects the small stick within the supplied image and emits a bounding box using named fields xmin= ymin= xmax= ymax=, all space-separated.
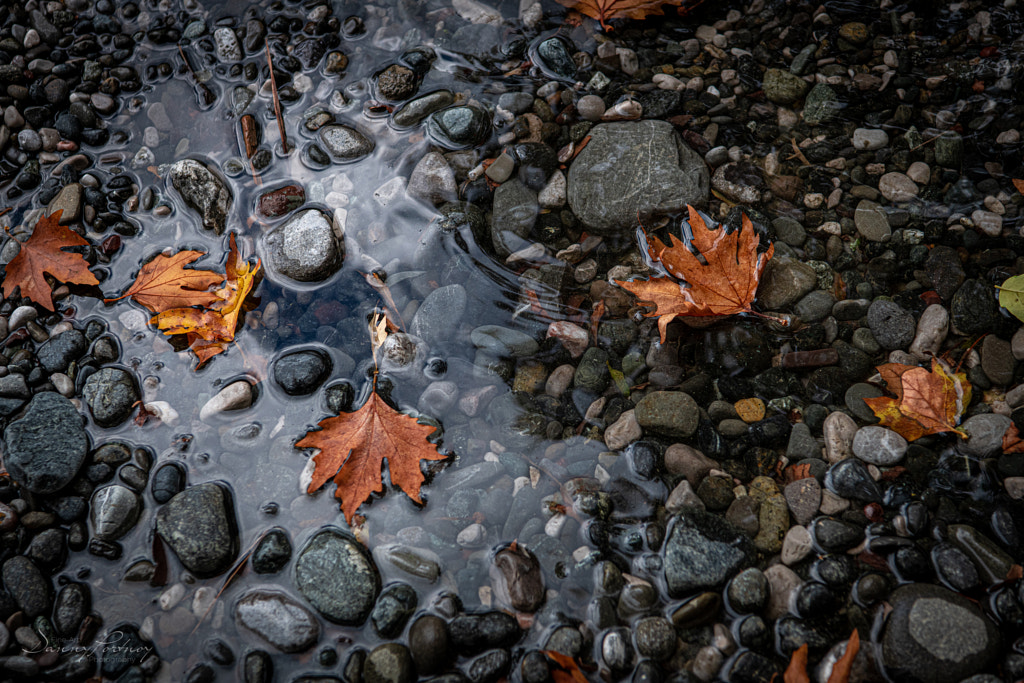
xmin=265 ymin=39 xmax=289 ymax=153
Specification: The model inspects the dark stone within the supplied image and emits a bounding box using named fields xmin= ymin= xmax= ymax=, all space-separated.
xmin=82 ymin=367 xmax=139 ymax=428
xmin=371 ymin=583 xmax=418 ymax=639
xmin=881 ymin=584 xmax=999 ymax=683
xmin=662 ymin=508 xmax=755 ymax=597
xmin=273 ymin=350 xmax=331 ymax=396
xmin=155 ymin=482 xmax=239 ymax=577
xmin=252 ymin=528 xmax=292 ymax=574
xmin=448 ymin=612 xmax=521 ymax=655
xmin=37 ymin=330 xmax=87 ymax=374
xmin=1 ymin=556 xmax=52 ymax=618
xmin=294 ymin=527 xmax=380 ymax=625
xmin=951 ymin=279 xmax=999 ymax=335
xmin=3 ymin=392 xmax=88 ymax=494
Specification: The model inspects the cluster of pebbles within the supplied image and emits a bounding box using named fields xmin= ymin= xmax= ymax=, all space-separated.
xmin=1 ymin=0 xmax=1024 ymax=682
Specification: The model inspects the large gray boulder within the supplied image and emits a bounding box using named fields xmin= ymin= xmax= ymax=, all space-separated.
xmin=567 ymin=120 xmax=709 ymax=236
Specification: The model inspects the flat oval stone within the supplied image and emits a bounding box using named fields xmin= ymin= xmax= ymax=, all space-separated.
xmin=295 ymin=527 xmax=380 ymax=624
xmin=156 ymin=482 xmax=239 ymax=578
xmin=318 ymin=124 xmax=374 ymax=161
xmin=852 ymin=426 xmax=908 ymax=466
xmin=235 ymin=589 xmax=320 ymax=653
xmin=90 ymin=485 xmax=141 ymax=541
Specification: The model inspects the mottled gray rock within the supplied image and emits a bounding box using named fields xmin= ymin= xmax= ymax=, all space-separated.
xmin=663 ymin=508 xmax=754 ymax=597
xmin=168 ymin=159 xmax=232 ymax=233
xmin=37 ymin=330 xmax=87 ymax=374
xmin=235 ymin=590 xmax=320 ymax=653
xmin=762 ymin=68 xmax=810 ymax=104
xmin=214 ymin=27 xmax=242 ymax=62
xmin=635 ymin=391 xmax=699 ymax=439
xmin=156 ymin=482 xmax=239 ymax=578
xmin=262 ymin=209 xmax=344 ymax=283
xmin=567 ymin=121 xmax=709 ymax=236
xmin=295 ymin=527 xmax=381 ymax=625
xmin=318 ymin=124 xmax=374 ymax=161
xmin=2 ymin=392 xmax=88 ymax=494
xmin=82 ymin=367 xmax=138 ymax=428
xmin=867 ymin=300 xmax=915 ymax=350
xmin=407 ymin=152 xmax=457 ymax=205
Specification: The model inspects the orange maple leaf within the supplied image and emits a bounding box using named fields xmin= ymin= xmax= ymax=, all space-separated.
xmin=554 ymin=0 xmax=684 ymax=31
xmin=296 ymin=389 xmax=447 ymax=523
xmin=862 ymin=358 xmax=971 ymax=442
xmin=2 ymin=210 xmax=99 ymax=311
xmin=1012 ymin=178 xmax=1024 ymax=195
xmin=543 ymin=651 xmax=590 ymax=683
xmin=785 ymin=630 xmax=859 ymax=683
xmin=104 ymin=249 xmax=224 ymax=313
xmin=151 ymin=233 xmax=260 ymax=368
xmin=615 ymin=206 xmax=774 ymax=342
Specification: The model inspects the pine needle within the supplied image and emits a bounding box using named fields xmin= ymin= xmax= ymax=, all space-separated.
xmin=265 ymin=39 xmax=289 ymax=154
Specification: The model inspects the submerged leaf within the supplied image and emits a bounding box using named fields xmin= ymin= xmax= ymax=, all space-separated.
xmin=554 ymin=0 xmax=685 ymax=30
xmin=150 ymin=234 xmax=261 ymax=368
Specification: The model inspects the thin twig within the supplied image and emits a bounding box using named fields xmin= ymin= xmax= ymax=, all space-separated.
xmin=190 ymin=535 xmax=261 ymax=635
xmin=909 ymin=133 xmax=942 ymax=153
xmin=265 ymin=39 xmax=289 ymax=153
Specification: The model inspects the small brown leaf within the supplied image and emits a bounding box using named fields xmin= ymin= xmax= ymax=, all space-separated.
xmin=1012 ymin=178 xmax=1024 ymax=195
xmin=784 ymin=644 xmax=810 ymax=683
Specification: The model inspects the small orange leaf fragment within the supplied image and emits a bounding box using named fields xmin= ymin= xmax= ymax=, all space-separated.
xmin=3 ymin=210 xmax=99 ymax=310
xmin=1013 ymin=178 xmax=1024 ymax=195
xmin=615 ymin=206 xmax=774 ymax=342
xmin=784 ymin=644 xmax=810 ymax=683
xmin=1003 ymin=423 xmax=1024 ymax=454
xmin=544 ymin=651 xmax=589 ymax=683
xmin=862 ymin=358 xmax=971 ymax=441
xmin=297 ymin=390 xmax=447 ymax=523
xmin=828 ymin=629 xmax=859 ymax=683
